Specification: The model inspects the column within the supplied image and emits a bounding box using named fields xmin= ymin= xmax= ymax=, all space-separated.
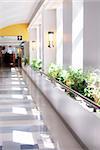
xmin=56 ymin=4 xmax=63 ymax=67
xmin=72 ymin=0 xmax=84 ymax=69
xmin=42 ymin=9 xmax=56 ymax=72
xmin=83 ymin=0 xmax=100 ymax=70
xmin=29 ymin=28 xmax=37 ymax=64
xmin=63 ymin=0 xmax=72 ymax=69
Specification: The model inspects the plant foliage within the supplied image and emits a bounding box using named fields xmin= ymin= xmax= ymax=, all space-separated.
xmin=48 ymin=63 xmax=61 ymax=79
xmin=48 ymin=63 xmax=100 ymax=105
xmin=31 ymin=59 xmax=42 ymax=71
xmin=22 ymin=57 xmax=29 ymax=66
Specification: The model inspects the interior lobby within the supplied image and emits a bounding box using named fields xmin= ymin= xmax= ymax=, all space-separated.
xmin=0 ymin=0 xmax=100 ymax=150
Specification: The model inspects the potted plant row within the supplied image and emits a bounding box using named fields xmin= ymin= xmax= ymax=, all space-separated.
xmin=27 ymin=60 xmax=100 ymax=107
xmin=47 ymin=63 xmax=100 ymax=106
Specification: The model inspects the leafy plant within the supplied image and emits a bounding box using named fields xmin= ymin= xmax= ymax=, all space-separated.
xmin=48 ymin=63 xmax=61 ymax=79
xmin=22 ymin=57 xmax=29 ymax=66
xmin=47 ymin=63 xmax=100 ymax=105
xmin=84 ymin=86 xmax=94 ymax=101
xmin=65 ymin=67 xmax=88 ymax=95
xmin=31 ymin=59 xmax=42 ymax=71
xmin=92 ymin=88 xmax=100 ymax=105
xmin=57 ymin=69 xmax=68 ymax=84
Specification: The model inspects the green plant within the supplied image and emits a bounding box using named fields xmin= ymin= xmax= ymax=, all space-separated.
xmin=31 ymin=59 xmax=42 ymax=71
xmin=65 ymin=67 xmax=88 ymax=95
xmin=22 ymin=57 xmax=29 ymax=66
xmin=57 ymin=69 xmax=68 ymax=84
xmin=84 ymin=86 xmax=94 ymax=101
xmin=48 ymin=63 xmax=61 ymax=79
xmin=85 ymin=72 xmax=97 ymax=86
xmin=47 ymin=63 xmax=100 ymax=105
xmin=92 ymin=88 xmax=100 ymax=105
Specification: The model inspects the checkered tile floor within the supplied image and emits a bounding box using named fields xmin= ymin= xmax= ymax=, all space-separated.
xmin=0 ymin=68 xmax=57 ymax=150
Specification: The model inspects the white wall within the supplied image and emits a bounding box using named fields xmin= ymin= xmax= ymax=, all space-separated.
xmin=83 ymin=1 xmax=100 ymax=70
xmin=56 ymin=4 xmax=63 ymax=67
xmin=36 ymin=25 xmax=42 ymax=59
xmin=29 ymin=28 xmax=37 ymax=64
xmin=42 ymin=9 xmax=56 ymax=72
xmin=62 ymin=0 xmax=100 ymax=70
xmin=72 ymin=0 xmax=83 ymax=69
xmin=28 ymin=0 xmax=72 ymax=71
xmin=24 ymin=42 xmax=29 ymax=58
xmin=57 ymin=0 xmax=83 ymax=70
xmin=63 ymin=0 xmax=72 ymax=69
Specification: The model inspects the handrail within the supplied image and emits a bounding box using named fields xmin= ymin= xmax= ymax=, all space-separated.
xmin=40 ymin=71 xmax=100 ymax=110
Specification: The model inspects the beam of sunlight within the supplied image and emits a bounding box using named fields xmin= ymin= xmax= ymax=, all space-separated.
xmin=11 ymin=78 xmax=19 ymax=81
xmin=41 ymin=134 xmax=55 ymax=149
xmin=11 ymin=74 xmax=18 ymax=77
xmin=13 ymin=131 xmax=34 ymax=145
xmin=11 ymin=95 xmax=23 ymax=99
xmin=72 ymin=0 xmax=83 ymax=69
xmin=19 ymin=78 xmax=23 ymax=81
xmin=72 ymin=1 xmax=83 ymax=42
xmin=11 ymin=68 xmax=16 ymax=72
xmin=11 ymin=87 xmax=22 ymax=90
xmin=72 ymin=38 xmax=83 ymax=69
xmin=32 ymin=108 xmax=41 ymax=120
xmin=11 ymin=81 xmax=25 ymax=85
xmin=27 ymin=95 xmax=32 ymax=100
xmin=11 ymin=78 xmax=23 ymax=81
xmin=12 ymin=107 xmax=27 ymax=115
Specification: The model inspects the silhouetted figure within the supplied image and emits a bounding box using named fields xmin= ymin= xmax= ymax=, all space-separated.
xmin=0 ymin=51 xmax=2 ymax=67
xmin=4 ymin=52 xmax=10 ymax=67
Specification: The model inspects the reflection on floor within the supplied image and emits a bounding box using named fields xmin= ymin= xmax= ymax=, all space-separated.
xmin=0 ymin=68 xmax=56 ymax=150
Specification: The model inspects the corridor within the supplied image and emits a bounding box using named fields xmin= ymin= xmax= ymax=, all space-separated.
xmin=0 ymin=68 xmax=56 ymax=150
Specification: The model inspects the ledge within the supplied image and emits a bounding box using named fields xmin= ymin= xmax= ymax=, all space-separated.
xmin=22 ymin=65 xmax=100 ymax=150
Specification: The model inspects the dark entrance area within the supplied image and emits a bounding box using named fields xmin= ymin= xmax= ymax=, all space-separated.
xmin=0 ymin=46 xmax=22 ymax=68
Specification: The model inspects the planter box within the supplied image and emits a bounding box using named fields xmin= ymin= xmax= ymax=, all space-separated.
xmin=22 ymin=65 xmax=100 ymax=150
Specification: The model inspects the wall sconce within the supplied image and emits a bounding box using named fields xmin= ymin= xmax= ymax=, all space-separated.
xmin=48 ymin=32 xmax=54 ymax=48
xmin=32 ymin=41 xmax=37 ymax=50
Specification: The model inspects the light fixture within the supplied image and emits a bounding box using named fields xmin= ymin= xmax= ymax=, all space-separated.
xmin=32 ymin=41 xmax=37 ymax=50
xmin=48 ymin=32 xmax=54 ymax=48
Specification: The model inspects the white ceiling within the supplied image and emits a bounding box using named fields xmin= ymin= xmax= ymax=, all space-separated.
xmin=0 ymin=0 xmax=41 ymax=28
